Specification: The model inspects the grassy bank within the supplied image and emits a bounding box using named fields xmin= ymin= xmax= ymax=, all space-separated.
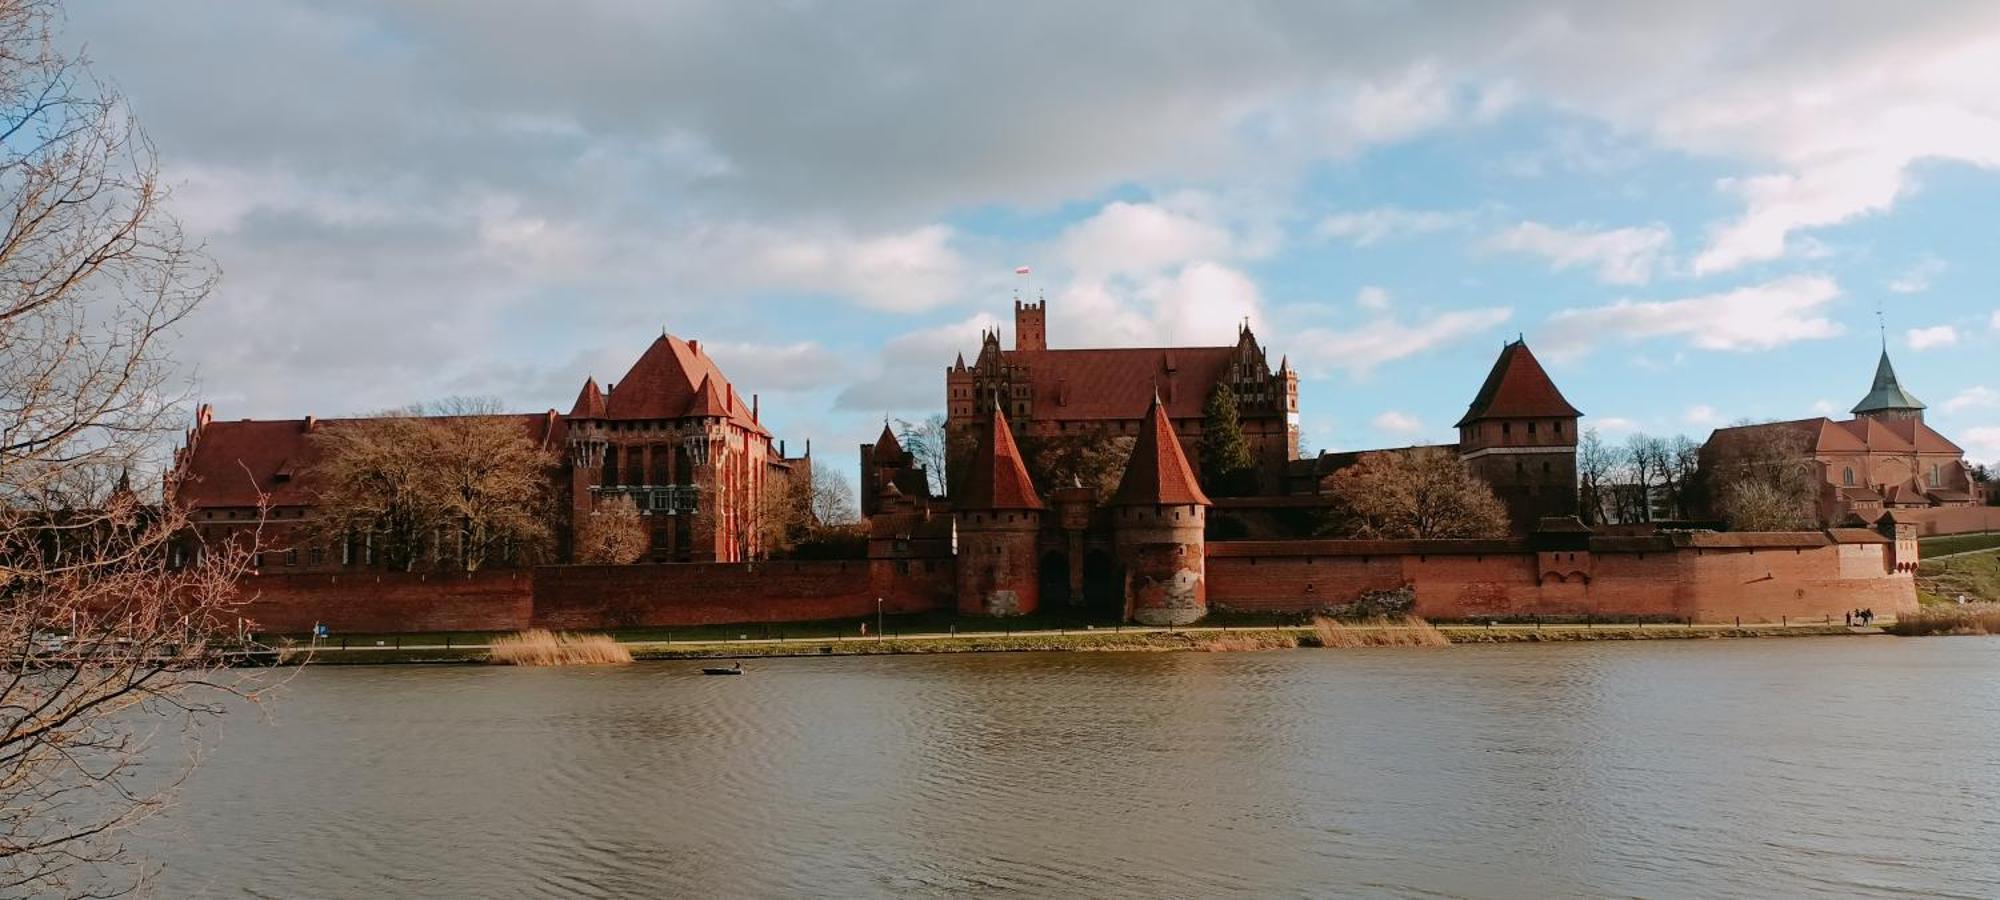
xmin=1917 ymin=547 xmax=2000 ymax=606
xmin=1887 ymin=606 xmax=2000 ymax=636
xmin=1920 ymin=532 xmax=2000 ymax=557
xmin=284 ymin=619 xmax=1873 ymax=665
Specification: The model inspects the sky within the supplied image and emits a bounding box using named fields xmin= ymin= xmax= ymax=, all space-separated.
xmin=66 ymin=1 xmax=2000 ymax=466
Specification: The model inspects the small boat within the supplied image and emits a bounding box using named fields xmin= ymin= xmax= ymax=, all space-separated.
xmin=701 ymin=663 xmax=744 ymax=676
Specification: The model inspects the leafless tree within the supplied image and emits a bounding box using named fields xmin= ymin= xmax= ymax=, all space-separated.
xmin=1322 ymin=447 xmax=1510 ymax=539
xmin=807 ymin=460 xmax=855 ymax=526
xmin=305 ymin=411 xmax=558 ymax=572
xmin=573 ymin=493 xmax=648 ymax=564
xmin=893 ymin=414 xmax=948 ymax=497
xmin=1703 ymin=425 xmax=1820 ymax=531
xmin=1018 ymin=430 xmax=1134 ymax=504
xmin=0 ymin=2 xmax=259 ymax=894
xmin=1576 ymin=428 xmax=1616 ymax=525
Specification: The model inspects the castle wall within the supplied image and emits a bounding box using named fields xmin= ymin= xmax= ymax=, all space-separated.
xmin=235 ymin=570 xmax=536 ymax=634
xmin=955 ymin=512 xmax=1041 ymax=616
xmin=1205 ymin=536 xmax=1914 ymax=623
xmin=1113 ymin=505 xmax=1206 ymax=626
xmin=1886 ymin=505 xmax=2000 ymax=536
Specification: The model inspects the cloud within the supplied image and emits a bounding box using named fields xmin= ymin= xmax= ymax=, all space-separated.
xmin=1811 ymin=398 xmax=1838 ymax=416
xmin=1355 ymin=286 xmax=1391 ymax=311
xmin=1058 ymin=201 xmax=1237 ymax=278
xmin=1484 ymin=221 xmax=1672 ymax=285
xmin=1590 ymin=416 xmax=1640 ymax=433
xmin=1887 ymin=255 xmax=1947 ymax=294
xmin=702 ymin=341 xmax=850 ymax=393
xmin=1371 ymin=411 xmax=1423 ymax=435
xmin=1316 ymin=207 xmax=1472 ymax=246
xmin=1991 ymin=309 xmax=2000 ymax=332
xmin=1683 ymin=405 xmax=1721 ymax=427
xmin=1542 ymin=275 xmax=1843 ymax=357
xmin=835 ymin=313 xmax=1001 ymax=412
xmin=1906 ymin=325 xmax=1959 ymax=350
xmin=1942 ymin=386 xmax=1999 ymax=413
xmin=1963 ymin=426 xmax=2000 ymax=466
xmin=1291 ymin=307 xmax=1513 ymax=377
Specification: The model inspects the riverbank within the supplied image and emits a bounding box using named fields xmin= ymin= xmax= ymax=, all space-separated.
xmin=280 ymin=620 xmax=1872 ymax=665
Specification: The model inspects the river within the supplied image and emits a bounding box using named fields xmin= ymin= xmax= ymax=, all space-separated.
xmin=132 ymin=637 xmax=2000 ymax=898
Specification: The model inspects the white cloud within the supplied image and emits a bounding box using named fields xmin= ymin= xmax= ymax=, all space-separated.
xmin=1355 ymin=286 xmax=1391 ymax=311
xmin=1053 ymin=262 xmax=1266 ymax=349
xmin=835 ymin=313 xmax=1001 ymax=411
xmin=1906 ymin=325 xmax=1959 ymax=350
xmin=1315 ymin=207 xmax=1471 ymax=246
xmin=1484 ymin=221 xmax=1672 ymax=285
xmin=1684 ymin=405 xmax=1721 ymax=427
xmin=702 ymin=341 xmax=849 ymax=393
xmin=1543 ymin=275 xmax=1843 ymax=357
xmin=1291 ymin=307 xmax=1513 ymax=377
xmin=1059 ymin=201 xmax=1237 ymax=278
xmin=1811 ymin=398 xmax=1838 ymax=416
xmin=1943 ymin=386 xmax=1999 ymax=413
xmin=1371 ymin=411 xmax=1423 ymax=435
xmin=1887 ymin=256 xmax=1947 ymax=294
xmin=1591 ymin=416 xmax=1640 ymax=433
xmin=1991 ymin=309 xmax=2000 ymax=332
xmin=1964 ymin=426 xmax=2000 ymax=466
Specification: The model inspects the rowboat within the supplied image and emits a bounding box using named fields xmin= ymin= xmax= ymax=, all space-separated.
xmin=701 ymin=663 xmax=744 ymax=675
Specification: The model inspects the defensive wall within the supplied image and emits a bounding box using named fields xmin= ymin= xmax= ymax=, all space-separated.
xmin=1888 ymin=505 xmax=1999 ymax=537
xmin=231 ymin=530 xmax=1913 ymax=634
xmin=1205 ymin=530 xmax=1915 ymax=623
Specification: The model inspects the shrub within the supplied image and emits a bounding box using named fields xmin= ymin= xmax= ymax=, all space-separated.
xmin=1309 ymin=615 xmax=1450 ymax=648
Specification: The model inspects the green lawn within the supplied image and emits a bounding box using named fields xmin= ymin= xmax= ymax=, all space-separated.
xmin=1917 ymin=547 xmax=2000 ymax=606
xmin=1919 ymin=532 xmax=2000 ymax=557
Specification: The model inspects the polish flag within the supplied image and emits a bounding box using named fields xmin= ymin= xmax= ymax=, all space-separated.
xmin=1014 ymin=266 xmax=1031 ymax=275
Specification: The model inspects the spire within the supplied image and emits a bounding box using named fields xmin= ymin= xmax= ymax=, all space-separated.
xmin=959 ymin=407 xmax=1042 ymax=510
xmin=1851 ymin=348 xmax=1926 ymax=415
xmin=569 ymin=377 xmax=606 ymax=418
xmin=870 ymin=420 xmax=906 ymax=464
xmin=1112 ymin=393 xmax=1210 ymax=507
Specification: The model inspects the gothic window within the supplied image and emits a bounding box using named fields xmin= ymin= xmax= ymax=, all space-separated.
xmin=1843 ymin=467 xmax=1855 ymax=486
xmin=1929 ymin=464 xmax=1942 ymax=487
xmin=602 ymin=449 xmax=619 ymax=488
xmin=1528 ymin=421 xmax=1537 ymax=436
xmin=1502 ymin=422 xmax=1512 ymax=438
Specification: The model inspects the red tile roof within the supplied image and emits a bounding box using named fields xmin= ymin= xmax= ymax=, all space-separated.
xmin=1455 ymin=340 xmax=1581 ymax=427
xmin=1001 ymin=346 xmax=1238 ymax=421
xmin=174 ymin=412 xmax=566 ymax=509
xmin=870 ymin=422 xmax=906 ymax=465
xmin=594 ymin=334 xmax=768 ymax=435
xmin=1712 ymin=415 xmax=1963 ymax=456
xmin=569 ymin=377 xmax=606 ymax=418
xmin=1112 ymin=394 xmax=1211 ymax=507
xmin=958 ymin=408 xmax=1043 ymax=510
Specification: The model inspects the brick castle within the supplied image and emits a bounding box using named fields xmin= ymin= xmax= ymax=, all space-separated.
xmin=173 ymin=296 xmax=1980 ymax=634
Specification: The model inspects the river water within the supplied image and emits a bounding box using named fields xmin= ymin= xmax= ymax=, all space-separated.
xmin=133 ymin=638 xmax=2000 ymax=898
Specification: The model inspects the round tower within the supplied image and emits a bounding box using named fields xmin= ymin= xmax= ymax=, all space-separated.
xmin=1110 ymin=393 xmax=1211 ymax=626
xmin=953 ymin=407 xmax=1043 ymax=616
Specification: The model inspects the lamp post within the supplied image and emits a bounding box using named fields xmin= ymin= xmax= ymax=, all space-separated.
xmin=876 ymin=597 xmax=884 ymax=641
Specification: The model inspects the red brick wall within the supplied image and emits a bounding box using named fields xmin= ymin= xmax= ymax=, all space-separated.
xmin=531 ymin=559 xmax=954 ymax=630
xmin=236 ymin=570 xmax=534 ymax=634
xmin=1206 ymin=539 xmax=1915 ymax=623
xmin=1890 ymin=506 xmax=2000 ymax=536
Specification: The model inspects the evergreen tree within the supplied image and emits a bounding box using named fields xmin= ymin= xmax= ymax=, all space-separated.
xmin=1199 ymin=383 xmax=1256 ymax=496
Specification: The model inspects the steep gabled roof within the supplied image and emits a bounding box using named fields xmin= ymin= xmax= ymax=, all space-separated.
xmin=958 ymin=408 xmax=1042 ymax=510
xmin=569 ymin=377 xmax=607 ymax=418
xmin=1456 ymin=339 xmax=1581 ymax=427
xmin=1112 ymin=393 xmax=1211 ymax=507
xmin=1000 ymin=346 xmax=1238 ymax=421
xmin=594 ymin=334 xmax=768 ymax=434
xmin=1852 ymin=349 xmax=1925 ymax=415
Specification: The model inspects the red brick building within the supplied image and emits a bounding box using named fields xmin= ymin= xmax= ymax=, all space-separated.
xmin=1702 ymin=348 xmax=1985 ymax=526
xmin=171 ymin=333 xmax=808 ymax=571
xmin=945 ymin=298 xmax=1300 ymax=493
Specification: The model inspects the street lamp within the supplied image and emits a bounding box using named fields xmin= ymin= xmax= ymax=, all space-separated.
xmin=876 ymin=597 xmax=884 ymax=641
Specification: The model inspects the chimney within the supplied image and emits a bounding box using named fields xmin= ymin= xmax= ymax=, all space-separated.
xmin=303 ymin=415 xmax=317 ymax=432
xmin=689 ymin=339 xmax=700 ymax=355
xmin=753 ymin=393 xmax=760 ymax=421
xmin=196 ymin=403 xmax=214 ymax=429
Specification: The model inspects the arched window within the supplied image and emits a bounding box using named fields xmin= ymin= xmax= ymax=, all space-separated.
xmin=1843 ymin=467 xmax=1855 ymax=486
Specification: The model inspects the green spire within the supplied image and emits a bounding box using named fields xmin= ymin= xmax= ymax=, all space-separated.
xmin=1850 ymin=349 xmax=1925 ymax=415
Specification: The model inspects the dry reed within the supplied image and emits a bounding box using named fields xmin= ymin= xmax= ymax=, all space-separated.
xmin=488 ymin=629 xmax=634 ymax=666
xmin=1192 ymin=631 xmax=1300 ymax=652
xmin=1887 ymin=607 xmax=2000 ymax=637
xmin=1310 ymin=616 xmax=1452 ymax=648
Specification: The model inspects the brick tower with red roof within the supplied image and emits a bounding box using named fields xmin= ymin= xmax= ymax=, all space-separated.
xmin=1110 ymin=393 xmax=1212 ymax=625
xmin=1455 ymin=339 xmax=1582 ymax=528
xmin=954 ymin=407 xmax=1044 ymax=616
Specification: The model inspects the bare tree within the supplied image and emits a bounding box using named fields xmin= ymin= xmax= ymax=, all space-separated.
xmin=807 ymin=460 xmax=856 ymax=526
xmin=1322 ymin=447 xmax=1510 ymax=539
xmin=0 ymin=3 xmax=258 ymax=893
xmin=573 ymin=493 xmax=648 ymax=564
xmin=1576 ymin=428 xmax=1617 ymax=525
xmin=1018 ymin=430 xmax=1134 ymax=504
xmin=305 ymin=411 xmax=558 ymax=572
xmin=893 ymin=414 xmax=948 ymax=497
xmin=1702 ymin=425 xmax=1820 ymax=531
xmin=1622 ymin=434 xmax=1668 ymax=523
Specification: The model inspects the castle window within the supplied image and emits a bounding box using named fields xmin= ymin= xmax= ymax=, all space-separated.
xmin=1554 ymin=421 xmax=1563 ymax=436
xmin=284 ymin=548 xmax=298 ymax=567
xmin=1843 ymin=467 xmax=1855 ymax=486
xmin=1502 ymin=422 xmax=1512 ymax=438
xmin=1528 ymin=422 xmax=1537 ymax=435
xmin=1542 ymin=461 xmax=1551 ymax=474
xmin=1929 ymin=464 xmax=1942 ymax=487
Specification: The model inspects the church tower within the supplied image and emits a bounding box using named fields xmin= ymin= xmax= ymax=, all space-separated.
xmin=1110 ymin=393 xmax=1211 ymax=626
xmin=1851 ymin=349 xmax=1926 ymax=423
xmin=1455 ymin=339 xmax=1582 ymax=530
xmin=954 ymin=407 xmax=1043 ymax=616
